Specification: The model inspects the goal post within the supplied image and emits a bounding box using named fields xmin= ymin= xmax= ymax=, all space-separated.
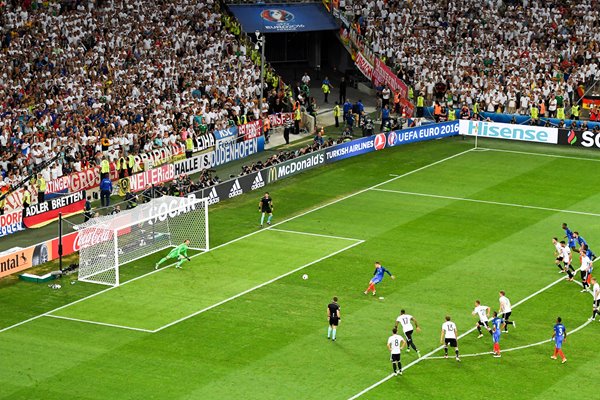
xmin=77 ymin=196 xmax=209 ymax=287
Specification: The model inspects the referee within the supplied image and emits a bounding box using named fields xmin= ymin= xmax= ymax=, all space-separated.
xmin=327 ymin=297 xmax=341 ymax=341
xmin=258 ymin=192 xmax=273 ymax=227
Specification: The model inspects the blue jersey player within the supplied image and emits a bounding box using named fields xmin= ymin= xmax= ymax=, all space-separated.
xmin=562 ymin=223 xmax=576 ymax=250
xmin=551 ymin=317 xmax=567 ymax=363
xmin=364 ymin=261 xmax=395 ymax=296
xmin=491 ymin=311 xmax=504 ymax=357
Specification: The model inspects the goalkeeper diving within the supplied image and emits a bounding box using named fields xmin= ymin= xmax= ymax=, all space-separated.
xmin=155 ymin=239 xmax=191 ymax=270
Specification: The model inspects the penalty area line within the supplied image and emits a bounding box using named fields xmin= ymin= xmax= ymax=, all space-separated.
xmin=269 ymin=228 xmax=363 ymax=242
xmin=347 ymin=275 xmax=567 ymax=400
xmin=44 ymin=314 xmax=154 ymax=333
xmin=151 ymin=240 xmax=365 ymax=333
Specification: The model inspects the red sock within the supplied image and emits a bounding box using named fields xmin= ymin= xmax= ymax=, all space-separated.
xmin=366 ymin=283 xmax=374 ymax=293
xmin=557 ymin=349 xmax=565 ymax=360
xmin=493 ymin=343 xmax=500 ymax=353
xmin=553 ymin=348 xmax=558 ymax=357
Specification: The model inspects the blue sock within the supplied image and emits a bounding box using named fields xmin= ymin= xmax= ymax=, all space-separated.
xmin=267 ymin=214 xmax=272 ymax=223
xmin=260 ymin=213 xmax=265 ymax=225
xmin=332 ymin=329 xmax=336 ymax=340
xmin=327 ymin=326 xmax=332 ymax=338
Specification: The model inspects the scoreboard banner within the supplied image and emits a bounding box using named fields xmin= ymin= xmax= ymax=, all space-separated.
xmin=229 ymin=3 xmax=338 ymax=33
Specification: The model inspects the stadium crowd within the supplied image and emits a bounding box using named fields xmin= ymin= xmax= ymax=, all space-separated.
xmin=349 ymin=0 xmax=600 ymax=115
xmin=0 ymin=0 xmax=284 ymax=193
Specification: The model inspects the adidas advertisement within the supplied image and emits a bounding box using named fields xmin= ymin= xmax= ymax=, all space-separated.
xmin=558 ymin=128 xmax=600 ymax=148
xmin=228 ymin=179 xmax=243 ymax=198
xmin=251 ymin=172 xmax=265 ymax=190
xmin=206 ymin=187 xmax=221 ymax=205
xmin=193 ymin=172 xmax=261 ymax=206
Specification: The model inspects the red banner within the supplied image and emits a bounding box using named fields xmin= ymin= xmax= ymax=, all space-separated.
xmin=128 ymin=164 xmax=175 ymax=192
xmin=355 ymin=52 xmax=374 ymax=81
xmin=22 ymin=191 xmax=86 ymax=228
xmin=268 ymin=113 xmax=293 ymax=128
xmin=372 ymin=58 xmax=408 ymax=99
xmin=238 ymin=120 xmax=263 ymax=141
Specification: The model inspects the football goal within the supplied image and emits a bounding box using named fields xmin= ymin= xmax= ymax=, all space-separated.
xmin=76 ymin=196 xmax=208 ymax=287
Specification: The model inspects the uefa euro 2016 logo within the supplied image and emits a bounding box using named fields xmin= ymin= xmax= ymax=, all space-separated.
xmin=260 ymin=9 xmax=295 ymax=23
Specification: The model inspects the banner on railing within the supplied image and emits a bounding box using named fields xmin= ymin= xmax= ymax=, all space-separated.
xmin=23 ymin=191 xmax=86 ymax=229
xmin=238 ymin=120 xmax=263 ymax=141
xmin=355 ymin=52 xmax=374 ymax=81
xmin=0 ymin=210 xmax=24 ymax=238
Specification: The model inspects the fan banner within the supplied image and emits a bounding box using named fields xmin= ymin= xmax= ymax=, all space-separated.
xmin=22 ymin=191 xmax=87 ymax=229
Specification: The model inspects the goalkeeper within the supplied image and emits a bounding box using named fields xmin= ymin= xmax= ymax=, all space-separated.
xmin=155 ymin=239 xmax=191 ymax=269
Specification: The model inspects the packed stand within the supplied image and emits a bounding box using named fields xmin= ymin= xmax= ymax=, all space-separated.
xmin=347 ymin=0 xmax=599 ymax=118
xmin=0 ymin=0 xmax=285 ymax=200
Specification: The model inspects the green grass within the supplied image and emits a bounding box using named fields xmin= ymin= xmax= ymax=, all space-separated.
xmin=1 ymin=136 xmax=600 ymax=399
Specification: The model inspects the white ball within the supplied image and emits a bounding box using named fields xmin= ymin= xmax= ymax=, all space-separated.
xmin=302 ymin=274 xmax=308 ymax=280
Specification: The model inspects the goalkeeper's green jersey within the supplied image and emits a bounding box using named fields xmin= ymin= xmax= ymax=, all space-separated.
xmin=169 ymin=243 xmax=189 ymax=258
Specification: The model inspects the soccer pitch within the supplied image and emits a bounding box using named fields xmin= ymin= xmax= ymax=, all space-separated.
xmin=2 ymin=137 xmax=600 ymax=399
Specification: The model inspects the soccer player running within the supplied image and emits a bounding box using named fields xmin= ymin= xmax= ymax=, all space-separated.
xmin=552 ymin=237 xmax=565 ymax=273
xmin=491 ymin=311 xmax=505 ymax=357
xmin=364 ymin=261 xmax=395 ymax=296
xmin=258 ymin=192 xmax=273 ymax=228
xmin=578 ymin=247 xmax=593 ymax=292
xmin=551 ymin=317 xmax=567 ymax=363
xmin=327 ymin=297 xmax=341 ymax=341
xmin=155 ymin=239 xmax=191 ymax=269
xmin=395 ymin=310 xmax=421 ymax=356
xmin=387 ymin=327 xmax=406 ymax=376
xmin=498 ymin=291 xmax=516 ymax=332
xmin=440 ymin=315 xmax=460 ymax=362
xmin=562 ymin=223 xmax=577 ymax=251
xmin=589 ymin=277 xmax=600 ymax=321
xmin=560 ymin=241 xmax=575 ymax=280
xmin=472 ymin=300 xmax=492 ymax=338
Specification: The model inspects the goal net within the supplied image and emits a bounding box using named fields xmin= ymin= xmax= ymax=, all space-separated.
xmin=76 ymin=196 xmax=208 ymax=287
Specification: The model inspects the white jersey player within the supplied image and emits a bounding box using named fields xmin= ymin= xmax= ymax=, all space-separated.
xmin=387 ymin=328 xmax=406 ymax=375
xmin=440 ymin=315 xmax=460 ymax=361
xmin=561 ymin=241 xmax=575 ymax=280
xmin=579 ymin=248 xmax=593 ymax=292
xmin=499 ymin=291 xmax=515 ymax=332
xmin=590 ymin=277 xmax=600 ymax=321
xmin=395 ymin=310 xmax=421 ymax=356
xmin=472 ymin=300 xmax=491 ymax=338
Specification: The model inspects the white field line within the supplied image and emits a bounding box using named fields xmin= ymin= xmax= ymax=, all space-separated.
xmin=371 ymin=188 xmax=600 ymax=218
xmin=0 ymin=148 xmax=473 ymax=334
xmin=269 ymin=228 xmax=362 ymax=242
xmin=151 ymin=240 xmax=365 ymax=333
xmin=347 ymin=275 xmax=567 ymax=400
xmin=427 ymin=319 xmax=593 ymax=360
xmin=45 ymin=314 xmax=154 ymax=333
xmin=480 ymin=147 xmax=600 ymax=163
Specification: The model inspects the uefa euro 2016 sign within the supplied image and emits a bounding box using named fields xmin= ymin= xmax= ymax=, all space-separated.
xmin=459 ymin=120 xmax=558 ymax=144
